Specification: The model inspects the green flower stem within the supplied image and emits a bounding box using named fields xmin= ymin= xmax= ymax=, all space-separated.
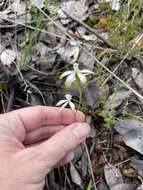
xmin=75 ymin=75 xmax=96 ymax=190
xmin=75 ymin=74 xmax=83 ymax=109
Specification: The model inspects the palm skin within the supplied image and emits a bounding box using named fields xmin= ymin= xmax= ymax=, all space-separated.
xmin=0 ymin=106 xmax=90 ymax=190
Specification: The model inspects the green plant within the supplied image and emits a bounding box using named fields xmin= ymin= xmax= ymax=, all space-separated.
xmin=22 ymin=7 xmax=42 ymax=64
xmin=86 ymin=179 xmax=92 ymax=190
xmin=58 ymin=63 xmax=96 ymax=189
xmin=27 ymin=81 xmax=46 ymax=105
xmin=97 ymin=108 xmax=116 ymax=128
xmin=98 ymin=0 xmax=143 ymax=52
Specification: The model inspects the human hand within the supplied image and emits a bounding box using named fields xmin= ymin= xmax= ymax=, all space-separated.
xmin=0 ymin=106 xmax=90 ymax=190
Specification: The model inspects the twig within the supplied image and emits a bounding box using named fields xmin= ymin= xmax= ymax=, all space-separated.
xmin=63 ymin=166 xmax=72 ymax=189
xmin=26 ymin=65 xmax=53 ymax=76
xmin=84 ymin=142 xmax=97 ymax=190
xmin=101 ymin=32 xmax=143 ymax=87
xmin=6 ymin=87 xmax=15 ymax=112
xmin=101 ymin=53 xmax=129 ymax=87
xmin=83 ymin=45 xmax=143 ymax=100
xmin=114 ymin=157 xmax=132 ymax=167
xmin=62 ymin=9 xmax=114 ymax=49
xmin=0 ymin=17 xmax=69 ymax=41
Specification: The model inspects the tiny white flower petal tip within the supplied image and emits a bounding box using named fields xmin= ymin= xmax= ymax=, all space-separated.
xmin=56 ymin=94 xmax=76 ymax=111
xmin=60 ymin=63 xmax=94 ymax=88
xmin=81 ymin=69 xmax=94 ymax=75
xmin=77 ymin=73 xmax=87 ymax=85
xmin=60 ymin=71 xmax=73 ymax=79
xmin=56 ymin=100 xmax=67 ymax=106
xmin=69 ymin=102 xmax=76 ymax=111
xmin=59 ymin=102 xmax=68 ymax=111
xmin=65 ymin=73 xmax=76 ymax=89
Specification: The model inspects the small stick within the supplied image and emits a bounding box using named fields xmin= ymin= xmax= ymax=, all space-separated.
xmin=62 ymin=9 xmax=114 ymax=49
xmin=84 ymin=142 xmax=97 ymax=190
xmin=6 ymin=87 xmax=15 ymax=112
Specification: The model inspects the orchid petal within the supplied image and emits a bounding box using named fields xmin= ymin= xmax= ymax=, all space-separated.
xmin=60 ymin=102 xmax=68 ymax=110
xmin=56 ymin=100 xmax=67 ymax=106
xmin=77 ymin=73 xmax=87 ymax=84
xmin=81 ymin=69 xmax=94 ymax=75
xmin=69 ymin=102 xmax=76 ymax=111
xmin=65 ymin=73 xmax=75 ymax=88
xmin=60 ymin=71 xmax=73 ymax=79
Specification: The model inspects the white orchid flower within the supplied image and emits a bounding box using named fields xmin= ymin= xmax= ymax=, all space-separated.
xmin=60 ymin=63 xmax=94 ymax=88
xmin=56 ymin=94 xmax=75 ymax=111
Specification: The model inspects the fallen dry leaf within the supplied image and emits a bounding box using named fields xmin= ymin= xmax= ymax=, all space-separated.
xmin=105 ymin=89 xmax=130 ymax=110
xmin=104 ymin=164 xmax=123 ymax=188
xmin=114 ymin=119 xmax=143 ymax=135
xmin=58 ymin=0 xmax=89 ymax=24
xmin=131 ymin=158 xmax=143 ymax=178
xmin=57 ymin=40 xmax=79 ymax=63
xmin=70 ymin=163 xmax=82 ymax=186
xmin=0 ymin=49 xmax=17 ymax=66
xmin=83 ymin=81 xmax=100 ymax=109
xmin=123 ymin=128 xmax=143 ymax=155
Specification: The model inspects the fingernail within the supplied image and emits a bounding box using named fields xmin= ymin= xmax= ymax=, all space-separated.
xmin=73 ymin=123 xmax=90 ymax=139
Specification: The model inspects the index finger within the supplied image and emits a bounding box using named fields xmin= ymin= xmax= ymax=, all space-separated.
xmin=3 ymin=106 xmax=85 ymax=131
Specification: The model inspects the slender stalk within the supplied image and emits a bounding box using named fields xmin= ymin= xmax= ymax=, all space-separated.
xmin=75 ymin=75 xmax=83 ymax=109
xmin=84 ymin=142 xmax=97 ymax=190
xmin=75 ymin=76 xmax=97 ymax=189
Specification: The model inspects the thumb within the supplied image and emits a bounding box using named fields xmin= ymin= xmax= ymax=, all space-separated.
xmin=32 ymin=122 xmax=90 ymax=171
